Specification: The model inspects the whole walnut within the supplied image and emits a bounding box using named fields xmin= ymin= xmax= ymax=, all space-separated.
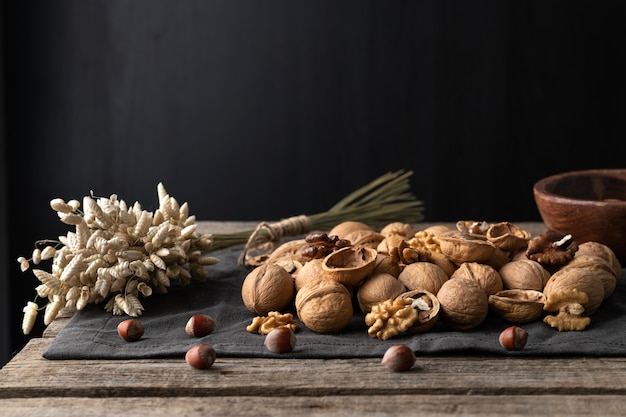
xmin=543 ymin=267 xmax=605 ymax=315
xmin=498 ymin=259 xmax=550 ymax=291
xmin=449 ymin=262 xmax=503 ymax=296
xmin=437 ymin=277 xmax=489 ymax=331
xmin=328 ymin=221 xmax=373 ymax=239
xmin=241 ymin=263 xmax=295 ymax=316
xmin=295 ymin=279 xmax=353 ymax=333
xmin=357 ymin=272 xmax=407 ymax=313
xmin=398 ymin=261 xmax=448 ymax=295
xmin=576 ymin=241 xmax=622 ymax=278
xmin=294 ymin=258 xmax=325 ymax=291
xmin=558 ymin=255 xmax=617 ymax=300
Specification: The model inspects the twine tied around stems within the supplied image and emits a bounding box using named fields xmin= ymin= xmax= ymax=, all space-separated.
xmin=238 ymin=215 xmax=313 ymax=266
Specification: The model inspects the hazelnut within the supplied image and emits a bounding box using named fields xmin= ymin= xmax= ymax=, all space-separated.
xmin=185 ymin=343 xmax=217 ymax=369
xmin=499 ymin=326 xmax=528 ymax=351
xmin=381 ymin=344 xmax=416 ymax=372
xmin=185 ymin=314 xmax=217 ymax=337
xmin=117 ymin=319 xmax=144 ymax=342
xmin=264 ymin=326 xmax=296 ymax=353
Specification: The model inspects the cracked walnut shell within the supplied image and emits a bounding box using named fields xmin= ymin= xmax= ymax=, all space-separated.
xmin=438 ymin=231 xmax=496 ymax=264
xmin=400 ymin=289 xmax=440 ymax=334
xmin=321 ymin=246 xmax=377 ymax=287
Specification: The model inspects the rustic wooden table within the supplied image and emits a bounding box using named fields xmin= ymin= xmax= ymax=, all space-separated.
xmin=1 ymin=221 xmax=626 ymax=416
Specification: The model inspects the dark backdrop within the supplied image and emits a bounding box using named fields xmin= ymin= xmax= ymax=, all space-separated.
xmin=2 ymin=0 xmax=625 ymax=365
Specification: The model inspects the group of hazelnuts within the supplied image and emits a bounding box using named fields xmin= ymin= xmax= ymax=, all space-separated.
xmin=116 ymin=314 xmax=526 ymax=372
xmin=116 ymin=314 xmax=219 ymax=370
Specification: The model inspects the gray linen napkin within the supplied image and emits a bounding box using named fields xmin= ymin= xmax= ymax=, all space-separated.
xmin=43 ymin=244 xmax=626 ymax=359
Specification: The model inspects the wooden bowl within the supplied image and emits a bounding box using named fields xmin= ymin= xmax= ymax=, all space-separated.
xmin=533 ymin=169 xmax=626 ymax=264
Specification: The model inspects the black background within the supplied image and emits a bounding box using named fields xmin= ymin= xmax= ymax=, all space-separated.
xmin=2 ymin=0 xmax=625 ymax=365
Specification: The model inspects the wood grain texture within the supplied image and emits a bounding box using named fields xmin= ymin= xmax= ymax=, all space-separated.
xmin=2 ymin=337 xmax=626 ymax=399
xmin=1 ymin=395 xmax=626 ymax=417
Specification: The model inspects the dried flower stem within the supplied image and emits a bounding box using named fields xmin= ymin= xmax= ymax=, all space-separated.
xmin=207 ymin=170 xmax=424 ymax=265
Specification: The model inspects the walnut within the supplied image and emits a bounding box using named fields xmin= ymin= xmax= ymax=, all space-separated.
xmin=438 ymin=231 xmax=496 ymax=264
xmin=498 ymin=259 xmax=551 ymax=291
xmin=449 ymin=262 xmax=503 ymax=296
xmin=400 ymin=289 xmax=441 ymax=334
xmin=544 ymin=303 xmax=591 ymax=331
xmin=408 ymin=230 xmax=443 ymax=253
xmin=241 ymin=263 xmax=295 ymax=316
xmin=300 ymin=233 xmax=351 ymax=261
xmin=246 ymin=311 xmax=299 ymax=335
xmin=265 ymin=239 xmax=310 ymax=266
xmin=488 ymin=289 xmax=546 ymax=323
xmin=559 ymin=255 xmax=617 ymax=299
xmin=485 ymin=222 xmax=531 ymax=252
xmin=397 ymin=261 xmax=449 ymax=295
xmin=321 ymin=246 xmax=378 ymax=287
xmin=342 ymin=230 xmax=384 ymax=250
xmin=456 ymin=220 xmax=490 ymax=235
xmin=543 ymin=267 xmax=605 ymax=315
xmin=525 ymin=229 xmax=578 ymax=272
xmin=576 ymin=241 xmax=622 ymax=279
xmin=379 ymin=222 xmax=416 ymax=239
xmin=378 ymin=234 xmax=431 ymax=266
xmin=423 ymin=252 xmax=458 ymax=277
xmin=357 ymin=272 xmax=407 ymax=313
xmin=295 ymin=279 xmax=353 ymax=334
xmin=364 ymin=297 xmax=419 ymax=340
xmin=293 ymin=258 xmax=325 ymax=291
xmin=328 ymin=221 xmax=374 ymax=239
xmin=436 ymin=277 xmax=489 ymax=331
xmin=371 ymin=253 xmax=402 ymax=277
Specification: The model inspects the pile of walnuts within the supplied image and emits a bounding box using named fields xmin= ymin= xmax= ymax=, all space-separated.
xmin=241 ymin=220 xmax=622 ymax=339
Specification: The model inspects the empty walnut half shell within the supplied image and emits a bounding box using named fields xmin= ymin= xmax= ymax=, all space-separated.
xmin=399 ymin=289 xmax=441 ymax=334
xmin=488 ymin=289 xmax=546 ymax=323
xmin=438 ymin=231 xmax=496 ymax=264
xmin=322 ymin=246 xmax=377 ymax=287
xmin=486 ymin=222 xmax=531 ymax=252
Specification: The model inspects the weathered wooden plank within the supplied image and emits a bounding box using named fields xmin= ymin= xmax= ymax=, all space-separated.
xmin=1 ymin=395 xmax=625 ymax=417
xmin=2 ymin=338 xmax=626 ymax=399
